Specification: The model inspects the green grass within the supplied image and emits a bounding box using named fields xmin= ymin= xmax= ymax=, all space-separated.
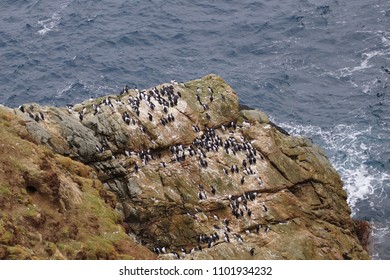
xmin=0 ymin=183 xmax=12 ymax=198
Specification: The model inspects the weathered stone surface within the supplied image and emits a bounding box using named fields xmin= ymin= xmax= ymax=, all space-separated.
xmin=0 ymin=107 xmax=155 ymax=260
xmin=240 ymin=109 xmax=270 ymax=124
xmin=1 ymin=74 xmax=370 ymax=259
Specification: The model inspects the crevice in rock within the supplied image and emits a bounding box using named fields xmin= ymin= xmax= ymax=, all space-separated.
xmin=267 ymin=157 xmax=292 ymax=185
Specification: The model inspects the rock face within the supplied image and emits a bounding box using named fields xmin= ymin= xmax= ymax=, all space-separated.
xmin=1 ymin=74 xmax=369 ymax=259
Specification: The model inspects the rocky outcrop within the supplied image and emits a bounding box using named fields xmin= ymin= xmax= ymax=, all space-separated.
xmin=0 ymin=106 xmax=156 ymax=259
xmin=1 ymin=74 xmax=369 ymax=259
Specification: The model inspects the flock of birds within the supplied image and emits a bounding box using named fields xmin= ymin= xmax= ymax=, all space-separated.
xmin=98 ymin=83 xmax=273 ymax=259
xmin=16 ymin=80 xmax=275 ymax=259
xmin=149 ymin=125 xmax=274 ymax=259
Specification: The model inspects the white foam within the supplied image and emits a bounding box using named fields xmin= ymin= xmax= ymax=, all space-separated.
xmin=56 ymin=81 xmax=75 ymax=97
xmin=56 ymin=80 xmax=119 ymax=102
xmin=336 ymin=51 xmax=382 ymax=77
xmin=276 ymin=121 xmax=389 ymax=215
xmin=37 ymin=1 xmax=70 ymax=35
xmin=342 ymin=165 xmax=374 ymax=208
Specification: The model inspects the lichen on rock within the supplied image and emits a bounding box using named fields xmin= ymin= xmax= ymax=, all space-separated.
xmin=0 ymin=74 xmax=370 ymax=259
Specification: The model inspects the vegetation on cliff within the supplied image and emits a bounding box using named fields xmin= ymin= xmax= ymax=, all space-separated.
xmin=0 ymin=75 xmax=369 ymax=259
xmin=0 ymin=107 xmax=155 ymax=259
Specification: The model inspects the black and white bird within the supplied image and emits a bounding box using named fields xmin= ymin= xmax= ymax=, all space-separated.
xmin=250 ymin=248 xmax=255 ymax=256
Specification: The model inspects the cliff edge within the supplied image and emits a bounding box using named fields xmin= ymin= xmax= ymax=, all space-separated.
xmin=0 ymin=74 xmax=370 ymax=259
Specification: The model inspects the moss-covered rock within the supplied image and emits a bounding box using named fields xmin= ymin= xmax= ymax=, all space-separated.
xmin=0 ymin=74 xmax=370 ymax=259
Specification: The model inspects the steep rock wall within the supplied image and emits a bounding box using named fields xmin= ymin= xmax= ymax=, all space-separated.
xmin=1 ymin=74 xmax=369 ymax=259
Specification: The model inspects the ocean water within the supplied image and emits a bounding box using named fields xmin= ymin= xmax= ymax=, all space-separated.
xmin=0 ymin=0 xmax=389 ymax=259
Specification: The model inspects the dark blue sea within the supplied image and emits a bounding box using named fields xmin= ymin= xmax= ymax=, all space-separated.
xmin=1 ymin=0 xmax=389 ymax=259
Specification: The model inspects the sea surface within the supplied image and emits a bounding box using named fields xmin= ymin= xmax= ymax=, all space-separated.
xmin=1 ymin=0 xmax=389 ymax=259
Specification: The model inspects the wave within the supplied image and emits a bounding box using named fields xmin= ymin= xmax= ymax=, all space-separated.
xmin=275 ymin=121 xmax=389 ymax=215
xmin=334 ymin=50 xmax=385 ymax=77
xmin=37 ymin=1 xmax=70 ymax=35
xmin=55 ymin=80 xmax=118 ymax=104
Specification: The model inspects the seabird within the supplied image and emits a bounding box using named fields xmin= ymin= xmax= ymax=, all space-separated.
xmin=93 ymin=104 xmax=101 ymax=115
xmin=198 ymin=191 xmax=207 ymax=200
xmin=242 ymin=120 xmax=251 ymax=128
xmin=199 ymin=158 xmax=208 ymax=168
xmin=250 ymin=248 xmax=255 ymax=256
xmin=167 ymin=113 xmax=175 ymax=122
xmin=66 ymin=104 xmax=73 ymax=114
xmin=154 ymin=247 xmax=161 ymax=255
xmin=134 ymin=163 xmax=139 ymax=173
xmin=223 ymin=218 xmax=230 ymax=226
xmin=180 ymin=247 xmax=187 ymax=255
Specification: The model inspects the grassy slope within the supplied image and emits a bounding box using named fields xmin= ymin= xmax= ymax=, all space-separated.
xmin=0 ymin=107 xmax=155 ymax=259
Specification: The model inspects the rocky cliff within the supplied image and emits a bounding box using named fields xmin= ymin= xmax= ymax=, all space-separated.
xmin=0 ymin=74 xmax=370 ymax=259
